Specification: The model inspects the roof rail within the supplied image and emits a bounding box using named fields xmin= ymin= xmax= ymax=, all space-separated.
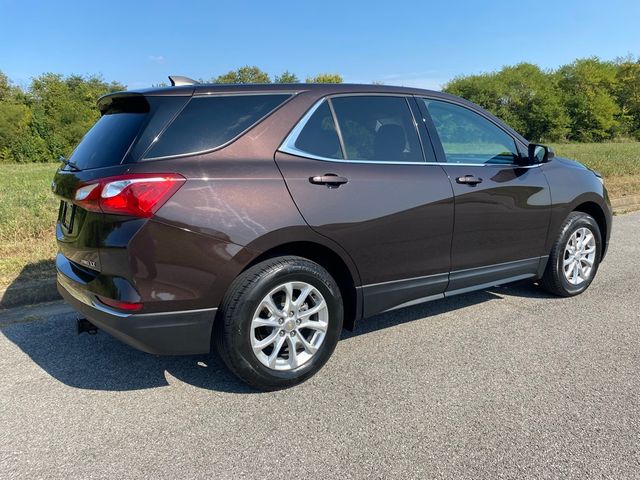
xmin=168 ymin=75 xmax=200 ymax=87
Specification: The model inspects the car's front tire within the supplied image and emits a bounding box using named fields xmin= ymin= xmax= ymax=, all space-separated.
xmin=214 ymin=256 xmax=343 ymax=391
xmin=541 ymin=211 xmax=602 ymax=297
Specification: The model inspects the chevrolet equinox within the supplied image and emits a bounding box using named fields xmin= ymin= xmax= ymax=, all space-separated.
xmin=53 ymin=77 xmax=612 ymax=390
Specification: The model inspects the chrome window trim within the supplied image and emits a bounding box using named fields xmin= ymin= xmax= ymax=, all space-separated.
xmin=442 ymin=162 xmax=542 ymax=169
xmin=279 ymin=97 xmax=543 ymax=168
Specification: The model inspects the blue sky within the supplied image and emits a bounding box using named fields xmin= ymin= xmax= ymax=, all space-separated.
xmin=1 ymin=0 xmax=639 ymax=90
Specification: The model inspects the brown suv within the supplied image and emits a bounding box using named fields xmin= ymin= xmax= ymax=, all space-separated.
xmin=53 ymin=78 xmax=612 ymax=390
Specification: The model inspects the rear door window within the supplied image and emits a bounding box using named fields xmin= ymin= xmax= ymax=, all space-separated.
xmin=331 ymin=96 xmax=423 ymax=162
xmin=144 ymin=94 xmax=291 ymax=159
xmin=291 ymin=101 xmax=343 ymax=159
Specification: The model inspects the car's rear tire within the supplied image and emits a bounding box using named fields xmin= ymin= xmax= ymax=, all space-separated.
xmin=214 ymin=256 xmax=343 ymax=391
xmin=541 ymin=212 xmax=602 ymax=297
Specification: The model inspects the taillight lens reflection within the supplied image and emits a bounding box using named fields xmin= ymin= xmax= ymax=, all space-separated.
xmin=72 ymin=173 xmax=185 ymax=218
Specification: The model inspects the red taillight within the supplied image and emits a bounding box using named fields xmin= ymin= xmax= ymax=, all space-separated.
xmin=97 ymin=296 xmax=143 ymax=312
xmin=73 ymin=173 xmax=185 ymax=218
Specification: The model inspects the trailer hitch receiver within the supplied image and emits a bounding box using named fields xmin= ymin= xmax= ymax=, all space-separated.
xmin=76 ymin=318 xmax=98 ymax=335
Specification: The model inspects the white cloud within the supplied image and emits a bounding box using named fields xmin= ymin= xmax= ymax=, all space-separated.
xmin=148 ymin=55 xmax=165 ymax=64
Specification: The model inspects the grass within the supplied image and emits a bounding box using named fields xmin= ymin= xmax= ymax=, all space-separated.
xmin=0 ymin=142 xmax=639 ymax=291
xmin=0 ymin=163 xmax=59 ymax=290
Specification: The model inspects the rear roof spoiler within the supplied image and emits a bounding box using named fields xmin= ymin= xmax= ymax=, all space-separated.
xmin=97 ymin=92 xmax=150 ymax=114
xmin=168 ymin=75 xmax=199 ymax=86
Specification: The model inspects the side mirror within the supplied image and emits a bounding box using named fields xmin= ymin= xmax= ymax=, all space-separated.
xmin=527 ymin=143 xmax=554 ymax=164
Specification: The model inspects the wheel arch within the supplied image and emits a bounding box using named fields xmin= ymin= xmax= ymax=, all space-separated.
xmin=243 ymin=241 xmax=361 ymax=331
xmin=572 ymin=201 xmax=609 ymax=260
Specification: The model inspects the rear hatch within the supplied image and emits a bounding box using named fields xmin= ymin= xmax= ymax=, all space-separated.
xmin=52 ymin=91 xmax=190 ymax=275
xmin=53 ymin=87 xmax=293 ymax=310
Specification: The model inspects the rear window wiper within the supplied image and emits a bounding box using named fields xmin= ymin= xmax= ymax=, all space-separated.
xmin=59 ymin=155 xmax=80 ymax=171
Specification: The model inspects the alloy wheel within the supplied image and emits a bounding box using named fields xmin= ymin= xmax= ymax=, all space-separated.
xmin=250 ymin=281 xmax=329 ymax=371
xmin=563 ymin=227 xmax=596 ymax=285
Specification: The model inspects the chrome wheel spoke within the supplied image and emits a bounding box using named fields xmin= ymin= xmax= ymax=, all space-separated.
xmin=298 ymin=319 xmax=328 ymax=332
xmin=296 ymin=330 xmax=319 ymax=354
xmin=295 ymin=284 xmax=313 ymax=310
xmin=564 ymin=260 xmax=575 ymax=276
xmin=283 ymin=282 xmax=294 ymax=314
xmin=252 ymin=315 xmax=281 ymax=328
xmin=262 ymin=297 xmax=282 ymax=318
xmin=580 ymin=263 xmax=590 ymax=278
xmin=253 ymin=330 xmax=280 ymax=351
xmin=286 ymin=335 xmax=299 ymax=369
xmin=298 ymin=300 xmax=326 ymax=319
xmin=267 ymin=334 xmax=287 ymax=368
xmin=251 ymin=296 xmax=284 ymax=328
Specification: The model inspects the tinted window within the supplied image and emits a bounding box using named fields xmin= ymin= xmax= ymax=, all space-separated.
xmin=331 ymin=96 xmax=423 ymax=162
xmin=69 ymin=97 xmax=149 ymax=170
xmin=423 ymin=99 xmax=519 ymax=165
xmin=145 ymin=94 xmax=291 ymax=159
xmin=292 ymin=101 xmax=343 ymax=159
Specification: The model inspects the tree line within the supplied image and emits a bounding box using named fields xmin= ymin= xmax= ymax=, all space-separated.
xmin=443 ymin=57 xmax=640 ymax=143
xmin=1 ymin=58 xmax=639 ymax=163
xmin=0 ymin=66 xmax=343 ymax=163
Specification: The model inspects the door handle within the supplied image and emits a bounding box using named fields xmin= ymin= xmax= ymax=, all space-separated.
xmin=456 ymin=175 xmax=483 ymax=185
xmin=309 ymin=174 xmax=349 ymax=187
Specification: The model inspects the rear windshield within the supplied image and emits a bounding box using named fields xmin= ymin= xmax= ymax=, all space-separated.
xmin=69 ymin=96 xmax=149 ymax=170
xmin=143 ymin=93 xmax=291 ymax=159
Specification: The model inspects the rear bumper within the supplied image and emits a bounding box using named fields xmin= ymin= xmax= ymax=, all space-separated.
xmin=57 ymin=272 xmax=216 ymax=355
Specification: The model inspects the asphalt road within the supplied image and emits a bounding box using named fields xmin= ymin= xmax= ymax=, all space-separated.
xmin=1 ymin=212 xmax=639 ymax=479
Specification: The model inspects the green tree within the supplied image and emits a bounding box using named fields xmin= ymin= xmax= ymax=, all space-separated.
xmin=5 ymin=128 xmax=49 ymax=163
xmin=615 ymin=60 xmax=640 ymax=138
xmin=445 ymin=64 xmax=569 ymax=141
xmin=0 ymin=102 xmax=32 ymax=162
xmin=496 ymin=63 xmax=569 ymax=141
xmin=0 ymin=71 xmax=12 ymax=101
xmin=274 ymin=71 xmax=299 ymax=83
xmin=444 ymin=72 xmax=504 ymax=121
xmin=27 ymin=73 xmax=124 ymax=160
xmin=306 ymin=73 xmax=343 ymax=83
xmin=555 ymin=58 xmax=619 ymax=141
xmin=213 ymin=66 xmax=271 ymax=84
